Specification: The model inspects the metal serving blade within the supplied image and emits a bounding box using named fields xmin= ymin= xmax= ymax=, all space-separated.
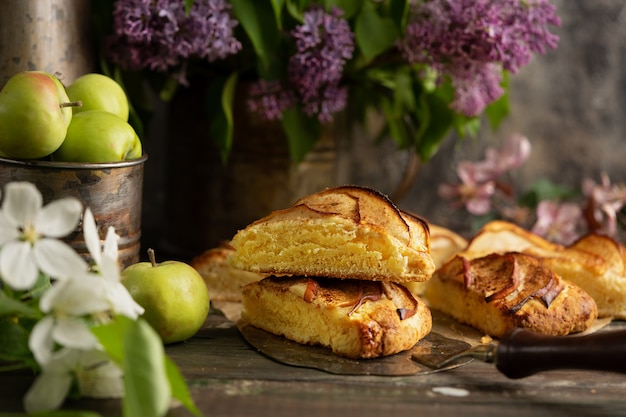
xmin=413 ymin=327 xmax=626 ymax=379
xmin=237 ymin=320 xmax=474 ymax=376
xmin=412 ymin=342 xmax=496 ymax=369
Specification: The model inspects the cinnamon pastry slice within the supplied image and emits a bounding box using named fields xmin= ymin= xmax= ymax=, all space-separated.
xmin=460 ymin=220 xmax=626 ymax=319
xmin=423 ymin=252 xmax=598 ymax=337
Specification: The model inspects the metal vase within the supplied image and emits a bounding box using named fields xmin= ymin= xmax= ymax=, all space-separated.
xmin=0 ymin=156 xmax=147 ymax=269
xmin=0 ymin=0 xmax=95 ymax=86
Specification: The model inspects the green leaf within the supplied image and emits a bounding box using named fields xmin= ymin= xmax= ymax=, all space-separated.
xmin=354 ymin=2 xmax=400 ymax=61
xmin=91 ymin=316 xmax=132 ymax=365
xmin=454 ymin=115 xmax=481 ymax=139
xmin=184 ymin=0 xmax=195 ymax=14
xmin=285 ymin=0 xmax=305 ymax=21
xmin=230 ymin=0 xmax=281 ymax=71
xmin=0 ymin=318 xmax=36 ymax=369
xmin=519 ymin=178 xmax=580 ymax=208
xmin=392 ymin=70 xmax=416 ymax=114
xmin=270 ymin=0 xmax=286 ymax=29
xmin=281 ymin=109 xmax=321 ymax=163
xmin=485 ymin=95 xmax=510 ymax=131
xmin=389 ymin=0 xmax=410 ymax=30
xmin=415 ymin=91 xmax=454 ymax=161
xmin=122 ymin=319 xmax=171 ymax=417
xmin=165 ymin=357 xmax=202 ymax=417
xmin=323 ymin=0 xmax=362 ymax=18
xmin=381 ymin=97 xmax=411 ymax=149
xmin=206 ymin=73 xmax=239 ymax=164
xmin=0 ymin=291 xmax=39 ymax=318
xmin=93 ymin=317 xmax=200 ymax=417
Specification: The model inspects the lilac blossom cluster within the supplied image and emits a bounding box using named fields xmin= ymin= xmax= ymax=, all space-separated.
xmin=106 ymin=0 xmax=242 ymax=84
xmin=439 ymin=135 xmax=626 ymax=245
xmin=247 ymin=7 xmax=354 ymax=123
xmin=399 ymin=0 xmax=561 ymax=117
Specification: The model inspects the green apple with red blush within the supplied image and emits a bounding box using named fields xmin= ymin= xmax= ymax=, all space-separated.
xmin=0 ymin=70 xmax=81 ymax=159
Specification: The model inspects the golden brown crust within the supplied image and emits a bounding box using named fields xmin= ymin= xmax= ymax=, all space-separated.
xmin=241 ymin=276 xmax=432 ymax=359
xmin=459 ymin=220 xmax=626 ymax=319
xmin=423 ymin=252 xmax=598 ymax=337
xmin=191 ymin=244 xmax=265 ymax=302
xmin=405 ymin=223 xmax=468 ymax=296
xmin=428 ymin=223 xmax=468 ymax=268
xmin=229 ymin=185 xmax=436 ymax=283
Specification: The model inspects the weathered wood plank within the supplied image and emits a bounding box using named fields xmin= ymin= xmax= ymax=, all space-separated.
xmin=2 ymin=315 xmax=625 ymax=417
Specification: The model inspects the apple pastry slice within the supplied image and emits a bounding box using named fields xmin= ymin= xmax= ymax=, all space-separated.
xmin=241 ymin=276 xmax=432 ymax=359
xmin=423 ymin=252 xmax=598 ymax=337
xmin=229 ymin=185 xmax=436 ymax=283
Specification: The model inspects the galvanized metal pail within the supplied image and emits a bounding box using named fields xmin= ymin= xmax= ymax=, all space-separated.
xmin=0 ymin=155 xmax=147 ymax=269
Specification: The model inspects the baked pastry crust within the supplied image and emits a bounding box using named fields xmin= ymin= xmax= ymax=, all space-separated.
xmin=406 ymin=223 xmax=468 ymax=296
xmin=230 ymin=185 xmax=436 ymax=283
xmin=459 ymin=220 xmax=626 ymax=319
xmin=423 ymin=252 xmax=598 ymax=337
xmin=428 ymin=223 xmax=469 ymax=268
xmin=191 ymin=243 xmax=264 ymax=302
xmin=241 ymin=276 xmax=432 ymax=359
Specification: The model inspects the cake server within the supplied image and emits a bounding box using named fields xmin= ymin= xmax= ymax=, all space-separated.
xmin=412 ymin=327 xmax=626 ymax=378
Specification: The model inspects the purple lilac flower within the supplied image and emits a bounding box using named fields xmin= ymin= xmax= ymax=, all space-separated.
xmin=531 ymin=200 xmax=584 ymax=245
xmin=287 ymin=7 xmax=355 ymax=122
xmin=106 ymin=0 xmax=242 ymax=83
xmin=399 ymin=0 xmax=560 ymax=116
xmin=247 ymin=80 xmax=297 ymax=122
xmin=582 ymin=173 xmax=626 ymax=238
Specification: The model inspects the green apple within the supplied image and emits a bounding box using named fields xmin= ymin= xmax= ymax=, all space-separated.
xmin=66 ymin=73 xmax=129 ymax=121
xmin=51 ymin=110 xmax=142 ymax=163
xmin=121 ymin=249 xmax=211 ymax=344
xmin=0 ymin=70 xmax=78 ymax=159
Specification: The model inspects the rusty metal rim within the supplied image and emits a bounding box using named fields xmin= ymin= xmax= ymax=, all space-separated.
xmin=0 ymin=154 xmax=148 ymax=170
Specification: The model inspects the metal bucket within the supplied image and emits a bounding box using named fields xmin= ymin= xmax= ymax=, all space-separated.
xmin=0 ymin=155 xmax=147 ymax=269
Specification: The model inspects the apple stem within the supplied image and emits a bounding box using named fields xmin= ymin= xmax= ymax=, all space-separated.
xmin=148 ymin=248 xmax=157 ymax=267
xmin=60 ymin=100 xmax=83 ymax=108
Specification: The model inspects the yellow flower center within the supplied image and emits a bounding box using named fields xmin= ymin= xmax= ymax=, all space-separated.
xmin=21 ymin=224 xmax=40 ymax=244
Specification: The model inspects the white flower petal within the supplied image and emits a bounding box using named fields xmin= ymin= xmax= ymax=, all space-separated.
xmin=100 ymin=252 xmax=121 ymax=283
xmin=77 ymin=351 xmax=124 ymax=399
xmin=23 ymin=369 xmax=73 ymax=413
xmin=28 ymin=316 xmax=56 ymax=366
xmin=2 ymin=182 xmax=42 ymax=226
xmin=106 ymin=282 xmax=145 ymax=319
xmin=35 ymin=197 xmax=82 ymax=238
xmin=0 ymin=211 xmax=19 ymax=245
xmin=103 ymin=226 xmax=120 ymax=261
xmin=44 ymin=347 xmax=83 ymax=372
xmin=41 ymin=277 xmax=110 ymax=316
xmin=0 ymin=241 xmax=38 ymax=290
xmin=33 ymin=238 xmax=88 ymax=280
xmin=82 ymin=208 xmax=102 ymax=266
xmin=52 ymin=317 xmax=100 ymax=351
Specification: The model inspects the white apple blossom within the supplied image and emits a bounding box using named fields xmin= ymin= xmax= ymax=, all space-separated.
xmin=29 ymin=276 xmax=110 ymax=365
xmin=23 ymin=347 xmax=124 ymax=413
xmin=0 ymin=182 xmax=87 ymax=290
xmin=82 ymin=208 xmax=144 ymax=319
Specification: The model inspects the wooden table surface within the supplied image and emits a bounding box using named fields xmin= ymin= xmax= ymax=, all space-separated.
xmin=2 ymin=314 xmax=626 ymax=417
